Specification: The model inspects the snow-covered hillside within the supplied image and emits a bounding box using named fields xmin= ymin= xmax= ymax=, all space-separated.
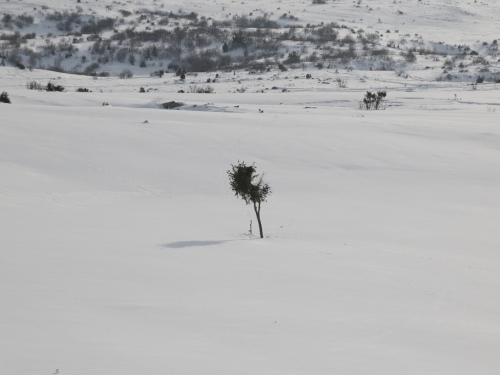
xmin=3 ymin=0 xmax=500 ymax=45
xmin=1 ymin=0 xmax=500 ymax=374
xmin=1 ymin=0 xmax=499 ymax=83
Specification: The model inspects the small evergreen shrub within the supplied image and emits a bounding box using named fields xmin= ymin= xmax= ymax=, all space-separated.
xmin=227 ymin=161 xmax=271 ymax=239
xmin=0 ymin=91 xmax=11 ymax=104
xmin=76 ymin=87 xmax=91 ymax=92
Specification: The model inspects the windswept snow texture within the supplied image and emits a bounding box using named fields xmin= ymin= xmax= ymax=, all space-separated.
xmin=1 ymin=65 xmax=500 ymax=374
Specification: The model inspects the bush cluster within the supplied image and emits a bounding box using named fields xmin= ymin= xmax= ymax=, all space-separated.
xmin=46 ymin=82 xmax=65 ymax=92
xmin=118 ymin=69 xmax=133 ymax=79
xmin=26 ymin=81 xmax=65 ymax=92
xmin=360 ymin=91 xmax=387 ymax=110
xmin=188 ymin=85 xmax=214 ymax=93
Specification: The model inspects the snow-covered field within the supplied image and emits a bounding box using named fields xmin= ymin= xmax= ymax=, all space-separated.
xmin=2 ymin=65 xmax=500 ymax=374
xmin=2 ymin=0 xmax=500 ymax=373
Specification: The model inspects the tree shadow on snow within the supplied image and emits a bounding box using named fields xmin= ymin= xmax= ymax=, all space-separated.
xmin=160 ymin=240 xmax=227 ymax=249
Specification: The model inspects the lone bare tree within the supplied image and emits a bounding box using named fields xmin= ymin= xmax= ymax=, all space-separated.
xmin=228 ymin=161 xmax=271 ymax=238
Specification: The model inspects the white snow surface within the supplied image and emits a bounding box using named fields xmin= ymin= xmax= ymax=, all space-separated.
xmin=1 ymin=49 xmax=500 ymax=375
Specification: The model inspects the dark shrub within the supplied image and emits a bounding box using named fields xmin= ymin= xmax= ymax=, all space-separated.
xmin=360 ymin=91 xmax=387 ymax=110
xmin=118 ymin=69 xmax=133 ymax=78
xmin=26 ymin=81 xmax=44 ymax=90
xmin=119 ymin=10 xmax=132 ymax=17
xmin=0 ymin=91 xmax=11 ymax=104
xmin=83 ymin=62 xmax=100 ymax=75
xmin=14 ymin=14 xmax=34 ymax=28
xmin=286 ymin=51 xmax=301 ymax=64
xmin=401 ymin=49 xmax=417 ymax=62
xmin=151 ymin=70 xmax=165 ymax=78
xmin=233 ymin=15 xmax=280 ymax=29
xmin=162 ymin=101 xmax=183 ymax=109
xmin=46 ymin=82 xmax=65 ymax=92
xmin=231 ymin=31 xmax=246 ymax=49
xmin=227 ymin=161 xmax=271 ymax=238
xmin=81 ymin=17 xmax=115 ymax=34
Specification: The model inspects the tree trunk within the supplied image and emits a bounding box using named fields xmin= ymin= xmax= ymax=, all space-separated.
xmin=253 ymin=201 xmax=263 ymax=238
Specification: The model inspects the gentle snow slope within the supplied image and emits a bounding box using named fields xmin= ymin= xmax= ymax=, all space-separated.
xmin=1 ymin=73 xmax=500 ymax=374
